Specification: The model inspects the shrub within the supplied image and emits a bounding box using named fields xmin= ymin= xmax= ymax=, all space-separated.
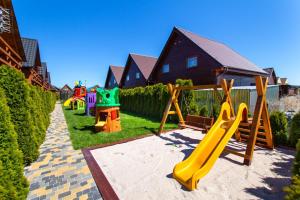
xmin=293 ymin=140 xmax=300 ymax=176
xmin=200 ymin=105 xmax=209 ymax=117
xmin=270 ymin=111 xmax=289 ymax=146
xmin=289 ymin=112 xmax=300 ymax=147
xmin=176 ymin=79 xmax=199 ymax=116
xmin=212 ymin=103 xmax=220 ymax=120
xmin=284 ymin=175 xmax=300 ymax=200
xmin=0 ymin=65 xmax=39 ymax=165
xmin=28 ymin=86 xmax=47 ymax=145
xmin=0 ymin=88 xmax=29 ymax=199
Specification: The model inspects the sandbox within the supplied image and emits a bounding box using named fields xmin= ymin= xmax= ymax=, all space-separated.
xmin=85 ymin=129 xmax=294 ymax=200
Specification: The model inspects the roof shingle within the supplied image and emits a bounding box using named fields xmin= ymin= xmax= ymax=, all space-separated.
xmin=21 ymin=38 xmax=38 ymax=67
xmin=175 ymin=27 xmax=267 ymax=75
xmin=129 ymin=53 xmax=157 ymax=79
xmin=110 ymin=65 xmax=124 ymax=84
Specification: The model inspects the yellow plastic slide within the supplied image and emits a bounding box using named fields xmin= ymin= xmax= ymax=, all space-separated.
xmin=173 ymin=102 xmax=248 ymax=190
xmin=63 ymin=97 xmax=72 ymax=107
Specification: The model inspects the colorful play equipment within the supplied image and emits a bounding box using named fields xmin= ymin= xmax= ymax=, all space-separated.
xmin=159 ymin=76 xmax=273 ymax=190
xmin=94 ymin=87 xmax=121 ymax=133
xmin=85 ymin=92 xmax=96 ymax=116
xmin=63 ymin=81 xmax=87 ymax=110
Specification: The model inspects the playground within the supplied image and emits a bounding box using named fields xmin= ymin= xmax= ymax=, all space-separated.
xmin=58 ymin=76 xmax=295 ymax=199
xmin=86 ymin=129 xmax=294 ymax=200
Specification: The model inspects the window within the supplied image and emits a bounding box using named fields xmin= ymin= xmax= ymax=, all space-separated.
xmin=109 ymin=81 xmax=111 ymax=86
xmin=113 ymin=79 xmax=116 ymax=84
xmin=162 ymin=64 xmax=169 ymax=73
xmin=136 ymin=72 xmax=140 ymax=79
xmin=187 ymin=57 xmax=197 ymax=68
xmin=126 ymin=75 xmax=130 ymax=81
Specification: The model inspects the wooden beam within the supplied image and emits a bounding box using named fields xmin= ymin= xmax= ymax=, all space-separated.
xmin=243 ymin=76 xmax=273 ymax=165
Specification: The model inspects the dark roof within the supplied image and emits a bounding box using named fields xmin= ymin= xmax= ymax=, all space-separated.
xmin=45 ymin=72 xmax=51 ymax=84
xmin=129 ymin=54 xmax=157 ymax=79
xmin=153 ymin=27 xmax=267 ymax=76
xmin=41 ymin=62 xmax=48 ymax=79
xmin=61 ymin=84 xmax=73 ymax=92
xmin=110 ymin=65 xmax=124 ymax=84
xmin=21 ymin=38 xmax=39 ymax=67
xmin=263 ymin=67 xmax=274 ymax=75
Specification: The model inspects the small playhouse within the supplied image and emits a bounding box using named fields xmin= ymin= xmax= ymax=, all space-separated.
xmin=94 ymin=87 xmax=121 ymax=133
xmin=63 ymin=81 xmax=86 ymax=110
xmin=85 ymin=92 xmax=96 ymax=116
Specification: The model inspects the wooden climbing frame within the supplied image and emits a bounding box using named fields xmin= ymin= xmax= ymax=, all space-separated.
xmin=242 ymin=76 xmax=273 ymax=165
xmin=158 ymin=76 xmax=273 ymax=166
xmin=158 ymin=79 xmax=235 ymax=134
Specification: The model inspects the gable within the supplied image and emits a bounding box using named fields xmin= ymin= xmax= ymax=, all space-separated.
xmin=0 ymin=0 xmax=26 ymax=60
xmin=22 ymin=38 xmax=41 ymax=68
xmin=150 ymin=27 xmax=268 ymax=81
xmin=176 ymin=27 xmax=267 ymax=75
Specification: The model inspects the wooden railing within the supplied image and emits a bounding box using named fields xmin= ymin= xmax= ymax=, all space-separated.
xmin=0 ymin=36 xmax=23 ymax=69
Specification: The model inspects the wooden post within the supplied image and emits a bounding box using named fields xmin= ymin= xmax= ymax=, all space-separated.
xmin=221 ymin=79 xmax=235 ymax=117
xmin=243 ymin=76 xmax=273 ymax=165
xmin=158 ymin=84 xmax=176 ymax=134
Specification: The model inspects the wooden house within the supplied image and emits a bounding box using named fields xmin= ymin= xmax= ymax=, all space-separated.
xmin=149 ymin=27 xmax=268 ymax=86
xmin=120 ymin=53 xmax=157 ymax=88
xmin=60 ymin=84 xmax=73 ymax=101
xmin=104 ymin=65 xmax=124 ymax=89
xmin=263 ymin=68 xmax=277 ymax=85
xmin=21 ymin=37 xmax=49 ymax=89
xmin=0 ymin=0 xmax=26 ymax=69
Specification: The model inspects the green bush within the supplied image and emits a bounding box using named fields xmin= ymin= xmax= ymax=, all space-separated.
xmin=289 ymin=112 xmax=300 ymax=147
xmin=0 ymin=88 xmax=29 ymax=199
xmin=0 ymin=65 xmax=56 ymax=165
xmin=284 ymin=175 xmax=300 ymax=200
xmin=0 ymin=65 xmax=39 ymax=165
xmin=120 ymin=83 xmax=169 ymax=119
xmin=175 ymin=79 xmax=199 ymax=116
xmin=212 ymin=103 xmax=220 ymax=120
xmin=199 ymin=105 xmax=209 ymax=117
xmin=293 ymin=141 xmax=300 ymax=176
xmin=270 ymin=111 xmax=289 ymax=146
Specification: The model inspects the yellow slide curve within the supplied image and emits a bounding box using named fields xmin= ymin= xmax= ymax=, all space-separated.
xmin=173 ymin=102 xmax=248 ymax=190
xmin=63 ymin=97 xmax=73 ymax=107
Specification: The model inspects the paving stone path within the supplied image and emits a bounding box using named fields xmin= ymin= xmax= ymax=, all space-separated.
xmin=25 ymin=103 xmax=102 ymax=200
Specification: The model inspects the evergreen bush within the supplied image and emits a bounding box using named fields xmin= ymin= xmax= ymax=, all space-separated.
xmin=0 ymin=88 xmax=29 ymax=199
xmin=212 ymin=103 xmax=220 ymax=120
xmin=270 ymin=111 xmax=289 ymax=146
xmin=0 ymin=65 xmax=39 ymax=165
xmin=289 ymin=112 xmax=300 ymax=147
xmin=199 ymin=105 xmax=209 ymax=117
xmin=175 ymin=79 xmax=199 ymax=116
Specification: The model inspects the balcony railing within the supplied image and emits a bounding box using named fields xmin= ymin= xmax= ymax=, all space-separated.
xmin=0 ymin=36 xmax=23 ymax=69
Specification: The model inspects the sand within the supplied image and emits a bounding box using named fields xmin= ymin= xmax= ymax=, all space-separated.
xmin=91 ymin=129 xmax=295 ymax=200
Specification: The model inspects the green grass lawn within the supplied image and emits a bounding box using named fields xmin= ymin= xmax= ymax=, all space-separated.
xmin=63 ymin=106 xmax=177 ymax=149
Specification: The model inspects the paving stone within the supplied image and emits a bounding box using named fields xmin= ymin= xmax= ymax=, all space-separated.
xmin=24 ymin=103 xmax=102 ymax=199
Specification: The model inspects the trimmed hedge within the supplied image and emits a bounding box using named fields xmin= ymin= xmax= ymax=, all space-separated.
xmin=0 ymin=66 xmax=39 ymax=165
xmin=0 ymin=65 xmax=56 ymax=165
xmin=119 ymin=79 xmax=201 ymax=120
xmin=0 ymin=88 xmax=29 ymax=199
xmin=120 ymin=83 xmax=169 ymax=120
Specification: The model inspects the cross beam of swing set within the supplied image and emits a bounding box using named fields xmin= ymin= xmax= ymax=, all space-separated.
xmin=158 ymin=76 xmax=273 ymax=166
xmin=158 ymin=79 xmax=235 ymax=134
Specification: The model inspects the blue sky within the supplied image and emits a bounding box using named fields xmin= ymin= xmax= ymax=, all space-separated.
xmin=14 ymin=0 xmax=300 ymax=87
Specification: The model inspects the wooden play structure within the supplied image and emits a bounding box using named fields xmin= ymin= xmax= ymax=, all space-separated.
xmin=63 ymin=81 xmax=87 ymax=110
xmin=159 ymin=76 xmax=273 ymax=166
xmin=94 ymin=88 xmax=121 ymax=133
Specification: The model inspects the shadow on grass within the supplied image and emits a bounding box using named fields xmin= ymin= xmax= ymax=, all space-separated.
xmin=73 ymin=125 xmax=95 ymax=133
xmin=74 ymin=112 xmax=87 ymax=116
